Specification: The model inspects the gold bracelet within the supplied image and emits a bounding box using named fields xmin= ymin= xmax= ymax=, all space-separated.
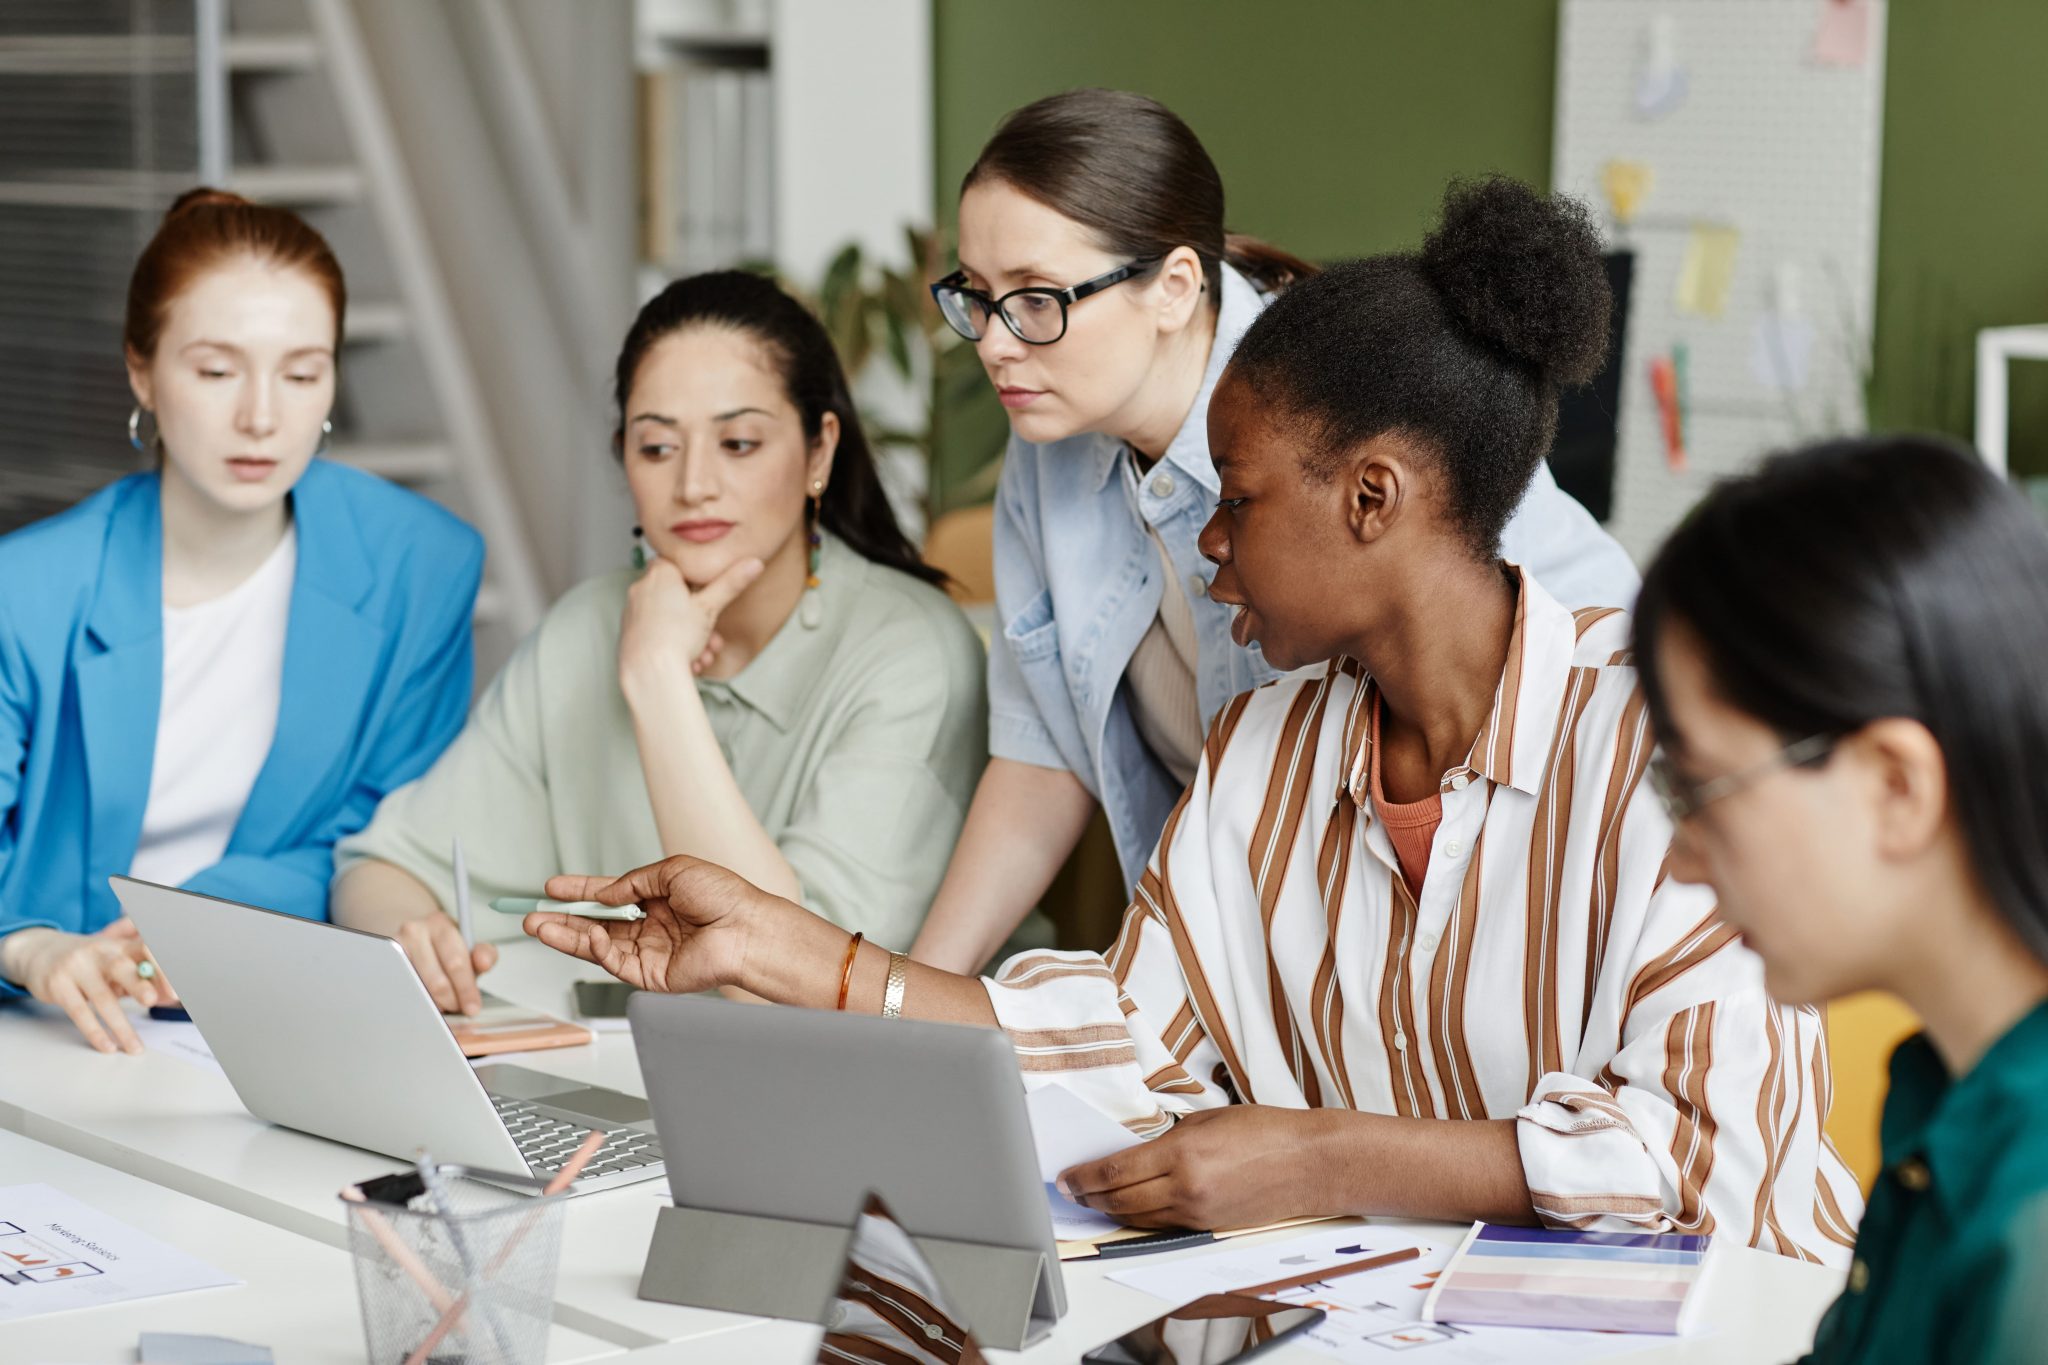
xmin=881 ymin=951 xmax=908 ymax=1019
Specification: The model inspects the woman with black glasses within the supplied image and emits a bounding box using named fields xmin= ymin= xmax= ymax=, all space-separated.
xmin=1635 ymin=436 xmax=2048 ymax=1364
xmin=911 ymin=89 xmax=1639 ymax=973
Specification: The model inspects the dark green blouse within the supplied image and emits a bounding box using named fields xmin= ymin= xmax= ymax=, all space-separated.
xmin=1803 ymin=1000 xmax=2048 ymax=1365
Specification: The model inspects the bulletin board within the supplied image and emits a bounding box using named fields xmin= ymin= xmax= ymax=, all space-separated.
xmin=1553 ymin=0 xmax=1888 ymax=560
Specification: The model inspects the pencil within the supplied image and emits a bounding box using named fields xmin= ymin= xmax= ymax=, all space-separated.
xmin=1229 ymin=1244 xmax=1422 ymax=1298
xmin=400 ymin=1130 xmax=609 ymax=1365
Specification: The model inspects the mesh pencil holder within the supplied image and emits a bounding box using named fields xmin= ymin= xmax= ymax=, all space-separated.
xmin=341 ymin=1165 xmax=565 ymax=1365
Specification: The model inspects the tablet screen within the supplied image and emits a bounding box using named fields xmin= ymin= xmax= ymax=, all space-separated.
xmin=1082 ymin=1293 xmax=1324 ymax=1364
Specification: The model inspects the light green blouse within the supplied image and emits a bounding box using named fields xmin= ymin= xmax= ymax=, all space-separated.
xmin=335 ymin=533 xmax=990 ymax=951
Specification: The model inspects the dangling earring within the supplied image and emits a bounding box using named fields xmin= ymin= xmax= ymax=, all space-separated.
xmin=800 ymin=479 xmax=825 ymax=628
xmin=128 ymin=405 xmax=154 ymax=454
xmin=314 ymin=418 xmax=333 ymax=460
xmin=631 ymin=525 xmax=648 ymax=570
xmin=806 ymin=482 xmax=825 ymax=589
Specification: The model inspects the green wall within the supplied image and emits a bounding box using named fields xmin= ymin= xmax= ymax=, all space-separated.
xmin=934 ymin=0 xmax=2048 ymax=473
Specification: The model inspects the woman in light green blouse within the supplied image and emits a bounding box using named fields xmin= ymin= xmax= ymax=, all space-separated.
xmin=331 ymin=271 xmax=996 ymax=1013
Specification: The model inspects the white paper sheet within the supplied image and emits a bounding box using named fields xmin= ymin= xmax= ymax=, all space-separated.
xmin=0 ymin=1183 xmax=240 ymax=1321
xmin=130 ymin=1015 xmax=225 ymax=1078
xmin=1023 ymin=1085 xmax=1141 ymax=1182
xmin=1111 ymin=1226 xmax=1658 ymax=1364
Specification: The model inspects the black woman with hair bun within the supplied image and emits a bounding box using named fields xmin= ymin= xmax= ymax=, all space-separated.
xmin=521 ymin=179 xmax=1858 ymax=1258
xmin=1635 ymin=435 xmax=2048 ymax=1364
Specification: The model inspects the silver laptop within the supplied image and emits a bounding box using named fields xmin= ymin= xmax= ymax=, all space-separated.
xmin=111 ymin=876 xmax=663 ymax=1195
xmin=631 ymin=993 xmax=1066 ymax=1339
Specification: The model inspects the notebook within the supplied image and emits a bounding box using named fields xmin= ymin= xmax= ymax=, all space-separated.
xmin=1420 ymin=1222 xmax=1715 ymax=1335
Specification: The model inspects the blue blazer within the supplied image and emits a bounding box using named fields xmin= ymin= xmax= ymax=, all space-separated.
xmin=0 ymin=459 xmax=483 ymax=990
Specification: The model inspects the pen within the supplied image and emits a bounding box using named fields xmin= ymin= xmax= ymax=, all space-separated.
xmin=415 ymin=1150 xmax=515 ymax=1362
xmin=490 ymin=897 xmax=645 ymax=922
xmin=1093 ymin=1228 xmax=1216 ymax=1260
xmin=401 ymin=1131 xmax=606 ymax=1365
xmin=453 ymin=837 xmax=473 ymax=949
xmin=1228 ymin=1245 xmax=1422 ymax=1298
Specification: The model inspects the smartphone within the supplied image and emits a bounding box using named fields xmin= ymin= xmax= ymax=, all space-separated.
xmin=1082 ymin=1293 xmax=1324 ymax=1364
xmin=573 ymin=979 xmax=639 ymax=1020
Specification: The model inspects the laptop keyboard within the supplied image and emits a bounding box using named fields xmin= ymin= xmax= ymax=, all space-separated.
xmin=490 ymin=1094 xmax=664 ymax=1183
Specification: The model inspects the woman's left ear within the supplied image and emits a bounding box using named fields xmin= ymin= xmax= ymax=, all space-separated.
xmin=808 ymin=411 xmax=841 ymax=491
xmin=1154 ymin=245 xmax=1206 ymax=333
xmin=1859 ymin=717 xmax=1951 ymax=861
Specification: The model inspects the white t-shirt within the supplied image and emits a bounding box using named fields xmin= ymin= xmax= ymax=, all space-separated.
xmin=128 ymin=526 xmax=297 ymax=888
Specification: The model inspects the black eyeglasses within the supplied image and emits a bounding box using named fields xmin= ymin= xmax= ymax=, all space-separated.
xmin=929 ymin=258 xmax=1164 ymax=346
xmin=1648 ymin=733 xmax=1835 ymax=823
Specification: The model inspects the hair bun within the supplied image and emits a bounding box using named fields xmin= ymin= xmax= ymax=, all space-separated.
xmin=163 ymin=186 xmax=251 ymax=222
xmin=1419 ymin=177 xmax=1610 ymax=388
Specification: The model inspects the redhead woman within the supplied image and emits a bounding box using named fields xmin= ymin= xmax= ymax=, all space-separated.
xmin=0 ymin=189 xmax=483 ymax=1052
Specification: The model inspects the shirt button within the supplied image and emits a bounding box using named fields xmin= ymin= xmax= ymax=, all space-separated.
xmin=923 ymin=1324 xmax=944 ymax=1341
xmin=1394 ymin=1031 xmax=1409 ymax=1051
xmin=1416 ymin=931 xmax=1439 ymax=953
xmin=1896 ymin=1158 xmax=1931 ymax=1192
xmin=1848 ymin=1259 xmax=1869 ymax=1294
xmin=1444 ymin=839 xmax=1464 ymax=859
xmin=1150 ymin=473 xmax=1176 ymax=499
xmin=1449 ymin=773 xmax=1471 ymax=791
xmin=1187 ymin=572 xmax=1209 ymax=599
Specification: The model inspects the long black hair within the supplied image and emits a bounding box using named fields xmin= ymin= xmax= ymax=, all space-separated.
xmin=964 ymin=88 xmax=1316 ymax=301
xmin=1225 ymin=176 xmax=1610 ymax=559
xmin=1633 ymin=435 xmax=2048 ymax=968
xmin=611 ymin=270 xmax=946 ymax=589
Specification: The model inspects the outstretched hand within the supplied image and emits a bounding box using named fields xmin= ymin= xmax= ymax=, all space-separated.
xmin=523 ymin=855 xmax=773 ymax=995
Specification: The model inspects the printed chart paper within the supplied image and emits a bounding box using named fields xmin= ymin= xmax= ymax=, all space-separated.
xmin=0 ymin=1183 xmax=239 ymax=1321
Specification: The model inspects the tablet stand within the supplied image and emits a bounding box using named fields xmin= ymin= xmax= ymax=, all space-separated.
xmin=638 ymin=1204 xmax=1059 ymax=1350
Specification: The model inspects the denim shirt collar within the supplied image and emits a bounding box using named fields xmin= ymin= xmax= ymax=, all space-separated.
xmin=1085 ymin=263 xmax=1267 ymax=497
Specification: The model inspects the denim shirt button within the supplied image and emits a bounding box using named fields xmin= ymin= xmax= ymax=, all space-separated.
xmin=1150 ymin=472 xmax=1176 ymax=499
xmin=1187 ymin=572 xmax=1208 ymax=600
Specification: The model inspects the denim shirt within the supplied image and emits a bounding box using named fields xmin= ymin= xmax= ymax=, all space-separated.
xmin=987 ymin=265 xmax=1642 ymax=890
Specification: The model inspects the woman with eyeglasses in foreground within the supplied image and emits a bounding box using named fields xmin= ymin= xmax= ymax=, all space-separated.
xmin=521 ymin=178 xmax=1854 ymax=1257
xmin=1634 ymin=436 xmax=2048 ymax=1363
xmin=909 ymin=89 xmax=1639 ymax=974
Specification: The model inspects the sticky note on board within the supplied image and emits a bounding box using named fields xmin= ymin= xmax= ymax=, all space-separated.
xmin=1812 ymin=0 xmax=1872 ymax=68
xmin=1675 ymin=225 xmax=1739 ymax=318
xmin=1601 ymin=160 xmax=1654 ymax=225
xmin=1751 ymin=315 xmax=1817 ymax=393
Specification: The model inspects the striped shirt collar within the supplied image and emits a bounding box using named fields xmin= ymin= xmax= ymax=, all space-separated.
xmin=1340 ymin=564 xmax=1587 ymax=805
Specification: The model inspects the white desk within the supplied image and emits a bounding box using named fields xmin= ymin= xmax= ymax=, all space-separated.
xmin=0 ymin=1127 xmax=621 ymax=1363
xmin=0 ymin=938 xmax=1847 ymax=1362
xmin=607 ymin=1223 xmax=1847 ymax=1364
xmin=0 ymin=941 xmax=762 ymax=1350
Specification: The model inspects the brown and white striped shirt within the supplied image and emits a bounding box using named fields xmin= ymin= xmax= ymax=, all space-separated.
xmin=985 ymin=569 xmax=1863 ymax=1263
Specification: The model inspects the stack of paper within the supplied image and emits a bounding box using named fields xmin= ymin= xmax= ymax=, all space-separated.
xmin=1422 ymin=1223 xmax=1715 ymax=1335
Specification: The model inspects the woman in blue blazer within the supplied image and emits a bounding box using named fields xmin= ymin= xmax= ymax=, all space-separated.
xmin=0 ymin=189 xmax=481 ymax=1052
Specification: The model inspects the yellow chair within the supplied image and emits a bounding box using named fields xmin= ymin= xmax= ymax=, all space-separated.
xmin=1823 ymin=991 xmax=1922 ymax=1192
xmin=923 ymin=503 xmax=998 ymax=606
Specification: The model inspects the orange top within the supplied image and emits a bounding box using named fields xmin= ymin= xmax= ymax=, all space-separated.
xmin=1368 ymin=692 xmax=1442 ymax=900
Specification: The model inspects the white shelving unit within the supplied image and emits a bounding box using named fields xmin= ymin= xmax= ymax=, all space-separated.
xmin=1975 ymin=325 xmax=2048 ymax=475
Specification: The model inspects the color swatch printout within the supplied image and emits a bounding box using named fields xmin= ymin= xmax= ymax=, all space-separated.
xmin=1423 ymin=1223 xmax=1714 ymax=1335
xmin=0 ymin=1184 xmax=239 ymax=1321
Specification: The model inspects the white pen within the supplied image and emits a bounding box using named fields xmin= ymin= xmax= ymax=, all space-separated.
xmin=490 ymin=897 xmax=646 ymax=922
xmin=453 ymin=837 xmax=473 ymax=949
